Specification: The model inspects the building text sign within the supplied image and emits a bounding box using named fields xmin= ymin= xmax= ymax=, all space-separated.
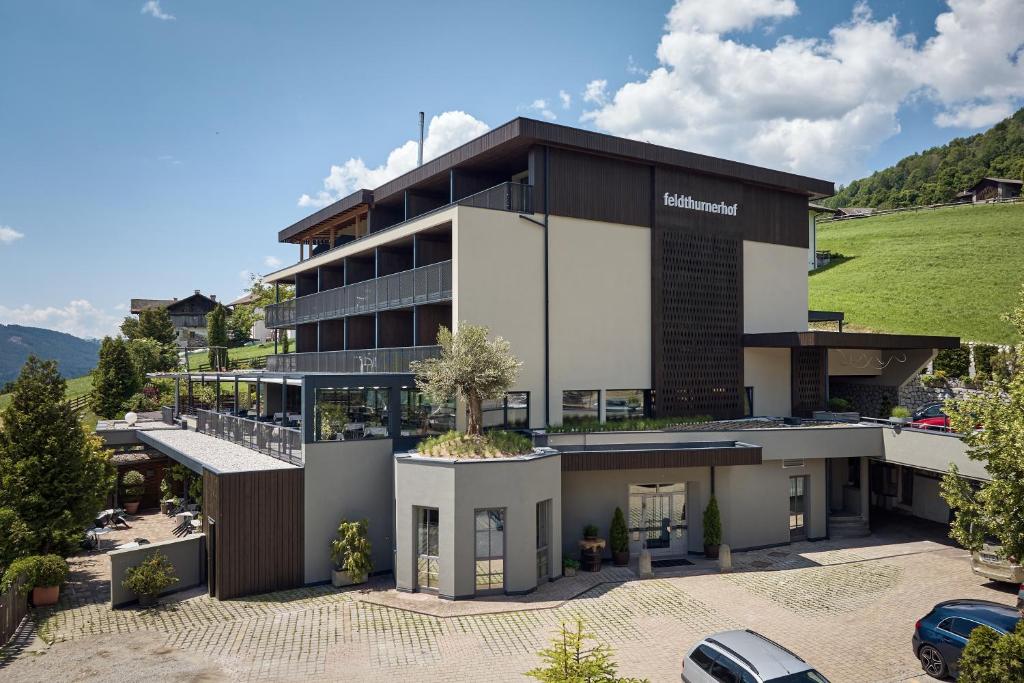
xmin=663 ymin=193 xmax=739 ymax=217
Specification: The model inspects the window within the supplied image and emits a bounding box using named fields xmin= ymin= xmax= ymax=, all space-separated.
xmin=536 ymin=499 xmax=551 ymax=582
xmin=400 ymin=389 xmax=454 ymax=437
xmin=562 ymin=390 xmax=598 ymax=426
xmin=416 ymin=507 xmax=439 ymax=591
xmin=482 ymin=392 xmax=530 ymax=430
xmin=789 ymin=476 xmax=808 ymax=540
xmin=743 ymin=387 xmax=754 ymax=417
xmin=605 ymin=390 xmax=648 ymax=421
xmin=475 ymin=509 xmax=505 ymax=593
xmin=314 ymin=387 xmax=389 ymax=441
xmin=689 ymin=645 xmax=716 ymax=672
xmin=945 ymin=617 xmax=991 ymax=639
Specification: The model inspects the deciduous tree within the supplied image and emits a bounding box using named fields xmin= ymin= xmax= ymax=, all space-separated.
xmin=958 ymin=620 xmax=1024 ymax=683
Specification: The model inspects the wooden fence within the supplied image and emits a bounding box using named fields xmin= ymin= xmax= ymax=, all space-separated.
xmin=0 ymin=576 xmax=28 ymax=648
xmin=68 ymin=394 xmax=90 ymax=413
xmin=819 ymin=196 xmax=1023 ymax=224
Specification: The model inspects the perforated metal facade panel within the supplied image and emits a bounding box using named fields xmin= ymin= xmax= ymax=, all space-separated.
xmin=791 ymin=347 xmax=827 ymax=417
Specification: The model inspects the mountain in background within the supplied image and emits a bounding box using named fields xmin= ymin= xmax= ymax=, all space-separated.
xmin=0 ymin=324 xmax=100 ymax=385
xmin=826 ymin=108 xmax=1024 ymax=209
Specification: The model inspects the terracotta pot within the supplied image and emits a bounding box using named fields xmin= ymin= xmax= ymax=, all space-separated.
xmin=124 ymin=501 xmax=140 ymax=515
xmin=32 ymin=585 xmax=59 ymax=607
xmin=704 ymin=544 xmax=720 ymax=560
xmin=612 ymin=550 xmax=630 ymax=567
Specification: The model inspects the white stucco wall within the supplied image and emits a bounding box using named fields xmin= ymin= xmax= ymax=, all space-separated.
xmin=828 ymin=349 xmax=883 ymax=376
xmin=743 ymin=240 xmax=808 ymax=334
xmin=743 ymin=348 xmax=791 ymax=416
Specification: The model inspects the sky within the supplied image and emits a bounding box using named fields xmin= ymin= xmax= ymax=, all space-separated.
xmin=1 ymin=0 xmax=1022 ymax=339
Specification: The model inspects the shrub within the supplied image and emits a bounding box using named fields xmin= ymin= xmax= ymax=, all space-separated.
xmin=1 ymin=554 xmax=69 ymax=593
xmin=583 ymin=524 xmax=599 ymax=539
xmin=122 ymin=551 xmax=178 ymax=600
xmin=972 ymin=344 xmax=1000 ymax=378
xmin=330 ymin=519 xmax=372 ymax=582
xmin=562 ymin=558 xmax=580 ymax=569
xmin=526 ymin=617 xmax=648 ymax=683
xmin=890 ymin=406 xmax=911 ymax=418
xmin=934 ymin=345 xmax=970 ymax=379
xmin=827 ymin=397 xmax=852 ymax=412
xmin=920 ymin=370 xmax=949 ymax=388
xmin=547 ymin=415 xmax=711 ymax=433
xmin=417 ymin=430 xmax=532 ymax=458
xmin=703 ymin=496 xmax=722 ymax=547
xmin=990 ymin=349 xmax=1017 ymax=382
xmin=957 ymin=619 xmax=1024 ymax=683
xmin=122 ymin=470 xmax=145 ymax=501
xmin=609 ymin=508 xmax=628 ymax=553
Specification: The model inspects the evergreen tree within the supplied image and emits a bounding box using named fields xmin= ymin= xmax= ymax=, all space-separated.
xmin=526 ymin=618 xmax=648 ymax=683
xmin=138 ymin=307 xmax=178 ymax=346
xmin=0 ymin=357 xmax=114 ymax=555
xmin=206 ymin=303 xmax=229 ymax=369
xmin=91 ymin=336 xmax=141 ymax=418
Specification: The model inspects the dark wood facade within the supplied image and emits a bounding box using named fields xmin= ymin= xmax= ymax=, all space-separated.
xmin=790 ymin=348 xmax=827 ymax=418
xmin=561 ymin=444 xmax=761 ymax=471
xmin=203 ymin=468 xmax=304 ymax=600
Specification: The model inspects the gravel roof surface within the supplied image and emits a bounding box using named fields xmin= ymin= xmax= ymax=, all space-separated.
xmin=138 ymin=427 xmax=299 ymax=474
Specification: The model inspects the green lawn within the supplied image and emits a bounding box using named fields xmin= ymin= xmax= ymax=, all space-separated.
xmin=0 ymin=373 xmax=96 ymax=427
xmin=809 ymin=202 xmax=1024 ymax=344
xmin=183 ymin=341 xmax=277 ymax=369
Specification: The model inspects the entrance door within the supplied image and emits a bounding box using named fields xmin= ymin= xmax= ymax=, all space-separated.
xmin=789 ymin=476 xmax=808 ymax=541
xmin=416 ymin=507 xmax=439 ymax=592
xmin=628 ymin=483 xmax=687 ymax=557
xmin=475 ymin=509 xmax=505 ymax=594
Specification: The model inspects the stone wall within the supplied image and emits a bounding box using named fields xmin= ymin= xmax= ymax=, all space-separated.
xmin=829 ymin=381 xmax=900 ymax=419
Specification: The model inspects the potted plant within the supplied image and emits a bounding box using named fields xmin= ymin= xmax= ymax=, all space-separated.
xmin=562 ymin=558 xmax=580 ymax=577
xmin=122 ymin=551 xmax=179 ymax=606
xmin=583 ymin=524 xmax=599 ymax=541
xmin=1 ymin=554 xmax=69 ymax=607
xmin=330 ymin=518 xmax=372 ymax=587
xmin=703 ymin=496 xmax=722 ymax=560
xmin=890 ymin=406 xmax=912 ymax=426
xmin=122 ymin=469 xmax=146 ymax=514
xmin=609 ymin=507 xmax=630 ymax=566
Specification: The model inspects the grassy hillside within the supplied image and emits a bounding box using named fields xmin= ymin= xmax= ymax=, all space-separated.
xmin=809 ymin=202 xmax=1024 ymax=344
xmin=0 ymin=374 xmax=96 ymax=429
xmin=183 ymin=341 xmax=277 ymax=369
xmin=0 ymin=324 xmax=100 ymax=384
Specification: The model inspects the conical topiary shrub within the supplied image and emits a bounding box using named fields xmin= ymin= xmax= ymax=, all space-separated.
xmin=609 ymin=507 xmax=629 ymax=566
xmin=703 ymin=495 xmax=722 ymax=559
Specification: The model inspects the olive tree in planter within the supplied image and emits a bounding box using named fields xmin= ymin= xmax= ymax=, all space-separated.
xmin=330 ymin=519 xmax=372 ymax=587
xmin=609 ymin=507 xmax=630 ymax=566
xmin=1 ymin=554 xmax=69 ymax=607
xmin=703 ymin=496 xmax=722 ymax=560
xmin=121 ymin=469 xmax=146 ymax=514
xmin=122 ymin=551 xmax=179 ymax=606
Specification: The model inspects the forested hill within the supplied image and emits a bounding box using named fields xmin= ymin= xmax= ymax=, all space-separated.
xmin=0 ymin=324 xmax=100 ymax=384
xmin=826 ymin=107 xmax=1024 ymax=209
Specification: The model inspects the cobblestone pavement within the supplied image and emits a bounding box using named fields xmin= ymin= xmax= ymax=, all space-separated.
xmin=4 ymin=523 xmax=1018 ymax=683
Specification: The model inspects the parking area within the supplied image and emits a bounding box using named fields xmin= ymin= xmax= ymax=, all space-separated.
xmin=2 ymin=517 xmax=1017 ymax=683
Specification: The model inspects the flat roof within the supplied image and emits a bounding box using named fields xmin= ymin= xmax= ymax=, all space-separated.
xmin=276 ymin=117 xmax=834 ymax=245
xmin=743 ymin=330 xmax=960 ymax=350
xmin=138 ymin=427 xmax=300 ymax=474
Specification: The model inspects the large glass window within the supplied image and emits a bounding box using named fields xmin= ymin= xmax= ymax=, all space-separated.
xmin=400 ymin=389 xmax=455 ymax=437
xmin=474 ymin=509 xmax=505 ymax=593
xmin=536 ymin=499 xmax=551 ymax=582
xmin=482 ymin=392 xmax=530 ymax=430
xmin=416 ymin=507 xmax=439 ymax=591
xmin=314 ymin=387 xmax=389 ymax=441
xmin=562 ymin=390 xmax=598 ymax=426
xmin=789 ymin=476 xmax=808 ymax=540
xmin=605 ymin=390 xmax=648 ymax=421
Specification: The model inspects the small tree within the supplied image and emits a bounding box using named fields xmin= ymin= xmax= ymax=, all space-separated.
xmin=330 ymin=519 xmax=373 ymax=582
xmin=127 ymin=337 xmax=177 ymax=375
xmin=227 ymin=304 xmax=256 ymax=347
xmin=942 ymin=286 xmax=1024 ymax=560
xmin=206 ymin=304 xmax=229 ymax=369
xmin=609 ymin=507 xmax=629 ymax=554
xmin=122 ymin=551 xmax=179 ymax=604
xmin=0 ymin=357 xmax=115 ymax=555
xmin=0 ymin=507 xmax=35 ymax=570
xmin=703 ymin=496 xmax=722 ymax=548
xmin=526 ymin=617 xmax=648 ymax=683
xmin=957 ymin=620 xmax=1024 ymax=683
xmin=92 ymin=336 xmax=141 ymax=418
xmin=411 ymin=323 xmax=521 ymax=436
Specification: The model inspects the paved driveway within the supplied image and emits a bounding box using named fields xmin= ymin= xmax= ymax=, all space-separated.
xmin=2 ymin=518 xmax=1017 ymax=683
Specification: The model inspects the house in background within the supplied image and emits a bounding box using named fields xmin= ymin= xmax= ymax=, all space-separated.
xmin=227 ymin=292 xmax=275 ymax=343
xmin=130 ymin=290 xmax=219 ymax=345
xmin=960 ymin=177 xmax=1022 ymax=203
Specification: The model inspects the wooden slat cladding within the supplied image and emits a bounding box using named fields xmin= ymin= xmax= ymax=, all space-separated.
xmin=561 ymin=446 xmax=761 ymax=471
xmin=546 ymin=148 xmax=651 ymax=226
xmin=791 ymin=347 xmax=827 ymax=417
xmin=203 ymin=468 xmax=304 ymax=600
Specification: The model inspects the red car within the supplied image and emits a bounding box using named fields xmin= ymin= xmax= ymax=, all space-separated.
xmin=911 ymin=402 xmax=950 ymax=430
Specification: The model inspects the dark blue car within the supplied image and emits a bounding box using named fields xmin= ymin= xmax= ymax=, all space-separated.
xmin=912 ymin=599 xmax=1021 ymax=679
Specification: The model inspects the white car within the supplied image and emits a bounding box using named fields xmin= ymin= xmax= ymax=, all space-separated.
xmin=682 ymin=630 xmax=829 ymax=683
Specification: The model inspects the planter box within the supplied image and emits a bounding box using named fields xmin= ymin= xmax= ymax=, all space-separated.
xmin=889 ymin=417 xmax=911 ymax=426
xmin=332 ymin=568 xmax=366 ymax=588
xmin=563 ymin=566 xmax=577 ymax=577
xmin=32 ymin=585 xmax=59 ymax=607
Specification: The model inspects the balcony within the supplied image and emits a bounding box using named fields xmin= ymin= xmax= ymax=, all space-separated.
xmin=266 ymin=345 xmax=441 ymax=373
xmin=265 ymin=260 xmax=452 ymax=329
xmin=196 ymin=409 xmax=302 ymax=466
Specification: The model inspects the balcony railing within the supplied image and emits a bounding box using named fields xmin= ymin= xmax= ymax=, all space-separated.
xmin=265 ymin=259 xmax=452 ymax=329
xmin=266 ymin=345 xmax=440 ymax=373
xmin=459 ymin=181 xmax=532 ymax=213
xmin=196 ymin=409 xmax=302 ymax=466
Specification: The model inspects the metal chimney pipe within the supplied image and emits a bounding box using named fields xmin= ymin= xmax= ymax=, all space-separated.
xmin=417 ymin=111 xmax=425 ymax=166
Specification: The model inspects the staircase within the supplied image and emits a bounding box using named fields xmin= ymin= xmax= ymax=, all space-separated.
xmin=829 ymin=513 xmax=871 ymax=539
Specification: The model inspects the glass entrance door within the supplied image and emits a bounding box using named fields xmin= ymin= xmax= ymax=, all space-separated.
xmin=475 ymin=508 xmax=505 ymax=594
xmin=789 ymin=476 xmax=808 ymax=541
xmin=628 ymin=483 xmax=687 ymax=557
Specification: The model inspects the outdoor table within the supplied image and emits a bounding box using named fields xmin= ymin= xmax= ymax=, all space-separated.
xmin=578 ymin=538 xmax=606 ymax=572
xmin=175 ymin=511 xmax=194 ymax=526
xmin=88 ymin=526 xmax=113 ymax=552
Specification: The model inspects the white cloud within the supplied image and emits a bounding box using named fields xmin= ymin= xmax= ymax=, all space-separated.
xmin=583 ymin=79 xmax=608 ymax=106
xmin=558 ymin=90 xmax=572 ymax=109
xmin=0 ymin=226 xmax=24 ymax=244
xmin=157 ymin=154 xmax=183 ymax=165
xmin=298 ymin=111 xmax=490 ymax=208
xmin=0 ymin=300 xmax=120 ymax=339
xmin=582 ymin=0 xmax=1024 ymax=181
xmin=264 ymin=255 xmax=282 ymax=269
xmin=525 ymin=99 xmax=557 ymax=121
xmin=141 ymin=0 xmax=175 ymax=21
xmin=238 ymin=269 xmax=253 ymax=283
